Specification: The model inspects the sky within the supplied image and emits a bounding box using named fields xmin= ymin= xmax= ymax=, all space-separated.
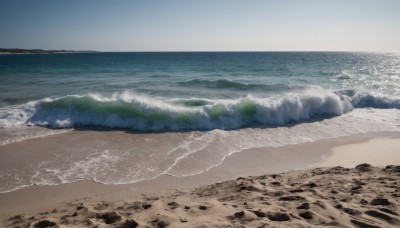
xmin=1 ymin=0 xmax=400 ymax=52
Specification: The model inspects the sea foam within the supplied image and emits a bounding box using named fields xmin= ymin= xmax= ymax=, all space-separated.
xmin=1 ymin=88 xmax=399 ymax=131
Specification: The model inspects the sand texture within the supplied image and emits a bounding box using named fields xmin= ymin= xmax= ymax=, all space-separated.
xmin=2 ymin=164 xmax=399 ymax=228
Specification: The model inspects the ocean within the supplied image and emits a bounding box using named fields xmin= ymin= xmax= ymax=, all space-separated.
xmin=0 ymin=52 xmax=400 ymax=192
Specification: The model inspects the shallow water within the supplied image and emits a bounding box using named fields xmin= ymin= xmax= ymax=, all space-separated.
xmin=0 ymin=52 xmax=399 ymax=192
xmin=0 ymin=108 xmax=399 ymax=193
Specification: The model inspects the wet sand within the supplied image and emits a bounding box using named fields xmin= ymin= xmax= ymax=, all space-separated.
xmin=0 ymin=131 xmax=399 ymax=227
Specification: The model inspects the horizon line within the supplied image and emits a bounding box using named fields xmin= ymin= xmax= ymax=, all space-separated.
xmin=99 ymin=50 xmax=399 ymax=53
xmin=1 ymin=48 xmax=399 ymax=54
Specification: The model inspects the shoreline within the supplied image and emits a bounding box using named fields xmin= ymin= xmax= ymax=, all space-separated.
xmin=1 ymin=131 xmax=399 ymax=220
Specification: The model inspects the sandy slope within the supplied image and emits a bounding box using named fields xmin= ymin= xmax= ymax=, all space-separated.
xmin=2 ymin=164 xmax=399 ymax=228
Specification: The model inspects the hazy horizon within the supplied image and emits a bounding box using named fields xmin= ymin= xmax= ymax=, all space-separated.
xmin=1 ymin=0 xmax=400 ymax=52
xmin=4 ymin=49 xmax=400 ymax=53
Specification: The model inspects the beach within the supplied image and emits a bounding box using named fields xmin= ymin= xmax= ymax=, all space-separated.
xmin=1 ymin=0 xmax=400 ymax=226
xmin=0 ymin=52 xmax=400 ymax=227
xmin=1 ymin=131 xmax=399 ymax=227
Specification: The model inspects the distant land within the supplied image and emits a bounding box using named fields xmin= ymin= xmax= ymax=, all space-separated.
xmin=0 ymin=48 xmax=97 ymax=54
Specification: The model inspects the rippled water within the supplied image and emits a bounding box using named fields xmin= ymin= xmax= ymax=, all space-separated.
xmin=0 ymin=52 xmax=399 ymax=192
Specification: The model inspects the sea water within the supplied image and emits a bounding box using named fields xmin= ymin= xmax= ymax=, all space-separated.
xmin=0 ymin=52 xmax=399 ymax=192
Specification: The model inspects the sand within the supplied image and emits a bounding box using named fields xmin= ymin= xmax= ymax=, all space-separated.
xmin=2 ymin=164 xmax=399 ymax=228
xmin=0 ymin=132 xmax=399 ymax=227
xmin=318 ymin=138 xmax=400 ymax=168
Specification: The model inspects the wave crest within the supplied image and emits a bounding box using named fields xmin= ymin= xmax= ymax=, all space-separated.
xmin=1 ymin=89 xmax=399 ymax=131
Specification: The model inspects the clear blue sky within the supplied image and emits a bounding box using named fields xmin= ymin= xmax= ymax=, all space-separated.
xmin=1 ymin=0 xmax=399 ymax=51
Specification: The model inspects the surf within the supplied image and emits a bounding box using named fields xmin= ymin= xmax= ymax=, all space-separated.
xmin=1 ymin=88 xmax=399 ymax=131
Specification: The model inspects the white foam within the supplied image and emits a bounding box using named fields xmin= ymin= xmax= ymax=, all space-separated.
xmin=1 ymin=88 xmax=399 ymax=132
xmin=163 ymin=108 xmax=400 ymax=177
xmin=1 ymin=108 xmax=399 ymax=193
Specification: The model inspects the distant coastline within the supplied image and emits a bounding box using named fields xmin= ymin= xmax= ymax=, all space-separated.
xmin=0 ymin=48 xmax=97 ymax=54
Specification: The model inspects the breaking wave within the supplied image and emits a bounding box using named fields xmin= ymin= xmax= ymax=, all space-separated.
xmin=1 ymin=89 xmax=399 ymax=131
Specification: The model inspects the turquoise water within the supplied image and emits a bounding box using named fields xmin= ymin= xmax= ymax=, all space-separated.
xmin=1 ymin=52 xmax=399 ymax=131
xmin=1 ymin=52 xmax=400 ymax=192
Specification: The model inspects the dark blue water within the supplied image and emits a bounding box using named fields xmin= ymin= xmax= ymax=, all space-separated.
xmin=0 ymin=52 xmax=399 ymax=130
xmin=1 ymin=52 xmax=400 ymax=193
